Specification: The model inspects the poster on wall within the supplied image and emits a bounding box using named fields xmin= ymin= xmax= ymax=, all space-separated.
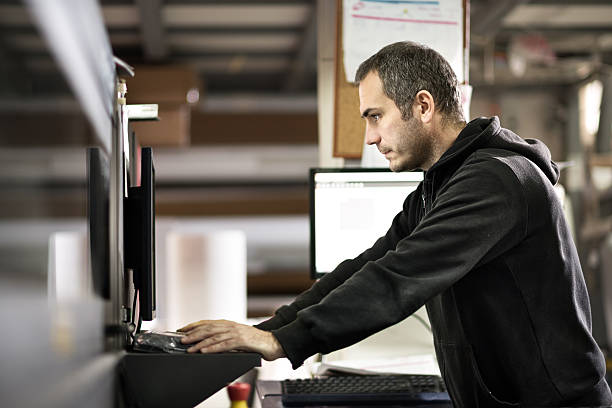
xmin=343 ymin=0 xmax=464 ymax=84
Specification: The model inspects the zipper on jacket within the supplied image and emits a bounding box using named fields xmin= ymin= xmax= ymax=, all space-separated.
xmin=421 ymin=183 xmax=430 ymax=216
xmin=421 ymin=172 xmax=436 ymax=216
xmin=421 ymin=192 xmax=427 ymax=213
xmin=422 ymin=175 xmax=430 ymax=215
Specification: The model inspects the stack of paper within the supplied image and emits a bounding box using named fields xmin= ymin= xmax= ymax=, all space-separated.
xmin=314 ymin=354 xmax=440 ymax=377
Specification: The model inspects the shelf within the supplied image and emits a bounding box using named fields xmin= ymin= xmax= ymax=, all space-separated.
xmin=119 ymin=351 xmax=261 ymax=408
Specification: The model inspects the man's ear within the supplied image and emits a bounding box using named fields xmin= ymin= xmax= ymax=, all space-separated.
xmin=414 ymin=90 xmax=435 ymax=124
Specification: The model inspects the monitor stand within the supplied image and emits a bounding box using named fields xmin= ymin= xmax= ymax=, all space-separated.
xmin=119 ymin=351 xmax=261 ymax=408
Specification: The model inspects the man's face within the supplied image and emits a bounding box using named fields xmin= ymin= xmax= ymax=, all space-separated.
xmin=358 ymin=72 xmax=434 ymax=172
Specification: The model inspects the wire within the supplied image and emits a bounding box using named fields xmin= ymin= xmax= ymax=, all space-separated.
xmin=411 ymin=314 xmax=432 ymax=333
xmin=136 ymin=314 xmax=143 ymax=335
xmin=134 ymin=288 xmax=143 ymax=334
xmin=128 ymin=288 xmax=139 ymax=341
xmin=131 ymin=288 xmax=138 ymax=326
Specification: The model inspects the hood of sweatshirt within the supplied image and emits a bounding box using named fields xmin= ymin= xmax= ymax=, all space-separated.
xmin=428 ymin=116 xmax=559 ymax=185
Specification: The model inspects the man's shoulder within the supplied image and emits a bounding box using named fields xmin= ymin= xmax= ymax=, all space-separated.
xmin=464 ymin=148 xmax=543 ymax=178
xmin=459 ymin=148 xmax=553 ymax=202
xmin=469 ymin=147 xmax=526 ymax=162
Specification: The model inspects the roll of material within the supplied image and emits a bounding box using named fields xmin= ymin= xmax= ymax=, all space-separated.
xmin=165 ymin=231 xmax=247 ymax=331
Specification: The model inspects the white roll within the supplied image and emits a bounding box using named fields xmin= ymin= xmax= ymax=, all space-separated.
xmin=165 ymin=230 xmax=247 ymax=331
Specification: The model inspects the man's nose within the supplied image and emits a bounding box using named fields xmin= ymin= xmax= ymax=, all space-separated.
xmin=365 ymin=126 xmax=381 ymax=145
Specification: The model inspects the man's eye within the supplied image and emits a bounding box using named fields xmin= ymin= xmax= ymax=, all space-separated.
xmin=372 ymin=114 xmax=380 ymax=122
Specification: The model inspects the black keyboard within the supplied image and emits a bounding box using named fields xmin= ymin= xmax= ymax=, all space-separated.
xmin=281 ymin=374 xmax=450 ymax=406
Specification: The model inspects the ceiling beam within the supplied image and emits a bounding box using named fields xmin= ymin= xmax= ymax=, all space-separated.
xmin=528 ymin=0 xmax=612 ymax=4
xmin=282 ymin=6 xmax=316 ymax=92
xmin=471 ymin=0 xmax=528 ymax=37
xmin=0 ymin=38 xmax=33 ymax=96
xmin=499 ymin=26 xmax=612 ymax=34
xmin=135 ymin=0 xmax=167 ymax=61
xmin=165 ymin=27 xmax=302 ymax=35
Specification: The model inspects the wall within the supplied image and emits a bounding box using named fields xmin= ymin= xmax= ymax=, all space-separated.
xmin=470 ymin=87 xmax=565 ymax=161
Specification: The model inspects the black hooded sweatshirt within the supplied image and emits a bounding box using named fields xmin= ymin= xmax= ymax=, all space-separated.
xmin=256 ymin=117 xmax=612 ymax=407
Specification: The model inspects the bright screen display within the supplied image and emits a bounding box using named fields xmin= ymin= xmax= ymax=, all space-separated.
xmin=311 ymin=169 xmax=423 ymax=277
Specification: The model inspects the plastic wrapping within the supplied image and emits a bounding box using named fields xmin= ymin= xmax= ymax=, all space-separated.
xmin=132 ymin=331 xmax=190 ymax=353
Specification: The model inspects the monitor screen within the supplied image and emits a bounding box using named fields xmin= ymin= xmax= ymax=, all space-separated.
xmin=310 ymin=168 xmax=423 ymax=279
xmin=87 ymin=147 xmax=110 ymax=299
xmin=124 ymin=147 xmax=156 ymax=322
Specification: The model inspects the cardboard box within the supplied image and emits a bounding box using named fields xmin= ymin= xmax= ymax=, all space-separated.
xmin=125 ymin=65 xmax=201 ymax=105
xmin=130 ymin=103 xmax=191 ymax=147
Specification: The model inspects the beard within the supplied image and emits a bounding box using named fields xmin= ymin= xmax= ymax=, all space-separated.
xmin=383 ymin=116 xmax=434 ymax=172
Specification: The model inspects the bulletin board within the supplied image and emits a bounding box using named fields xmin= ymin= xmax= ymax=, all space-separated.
xmin=333 ymin=0 xmax=469 ymax=158
xmin=333 ymin=3 xmax=365 ymax=159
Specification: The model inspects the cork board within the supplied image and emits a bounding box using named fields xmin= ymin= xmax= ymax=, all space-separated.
xmin=333 ymin=0 xmax=365 ymax=159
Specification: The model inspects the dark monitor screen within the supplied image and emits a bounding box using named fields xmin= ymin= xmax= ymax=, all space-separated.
xmin=87 ymin=147 xmax=110 ymax=299
xmin=124 ymin=147 xmax=156 ymax=322
xmin=309 ymin=168 xmax=423 ymax=279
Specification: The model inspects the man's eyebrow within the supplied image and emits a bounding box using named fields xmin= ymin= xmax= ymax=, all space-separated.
xmin=361 ymin=108 xmax=375 ymax=118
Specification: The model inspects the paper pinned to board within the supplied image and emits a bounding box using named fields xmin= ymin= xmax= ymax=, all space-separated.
xmin=343 ymin=0 xmax=464 ymax=83
xmin=315 ymin=354 xmax=441 ymax=377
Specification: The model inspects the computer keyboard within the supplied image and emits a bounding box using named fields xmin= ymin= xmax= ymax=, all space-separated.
xmin=281 ymin=374 xmax=450 ymax=406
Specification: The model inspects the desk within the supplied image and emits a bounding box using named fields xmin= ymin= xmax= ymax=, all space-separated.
xmin=256 ymin=380 xmax=453 ymax=408
xmin=119 ymin=351 xmax=261 ymax=408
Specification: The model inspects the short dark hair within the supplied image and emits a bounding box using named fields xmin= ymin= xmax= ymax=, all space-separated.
xmin=355 ymin=41 xmax=464 ymax=125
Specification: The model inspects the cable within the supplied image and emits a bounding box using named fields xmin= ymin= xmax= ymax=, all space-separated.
xmin=128 ymin=288 xmax=139 ymax=341
xmin=131 ymin=288 xmax=138 ymax=326
xmin=136 ymin=314 xmax=143 ymax=335
xmin=412 ymin=314 xmax=432 ymax=333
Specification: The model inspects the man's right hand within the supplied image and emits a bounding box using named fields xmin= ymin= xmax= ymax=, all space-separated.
xmin=177 ymin=319 xmax=286 ymax=361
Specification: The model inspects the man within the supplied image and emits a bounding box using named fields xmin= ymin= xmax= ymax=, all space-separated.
xmin=179 ymin=42 xmax=612 ymax=407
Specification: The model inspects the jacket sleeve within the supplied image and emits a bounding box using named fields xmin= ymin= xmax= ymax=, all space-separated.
xmin=255 ymin=187 xmax=423 ymax=332
xmin=272 ymin=158 xmax=528 ymax=368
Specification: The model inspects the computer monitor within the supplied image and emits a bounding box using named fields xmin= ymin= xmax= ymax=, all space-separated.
xmin=124 ymin=147 xmax=156 ymax=322
xmin=309 ymin=168 xmax=423 ymax=279
xmin=87 ymin=147 xmax=110 ymax=299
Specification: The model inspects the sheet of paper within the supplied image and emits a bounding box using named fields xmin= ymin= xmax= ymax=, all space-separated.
xmin=315 ymin=354 xmax=441 ymax=376
xmin=343 ymin=0 xmax=464 ymax=83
